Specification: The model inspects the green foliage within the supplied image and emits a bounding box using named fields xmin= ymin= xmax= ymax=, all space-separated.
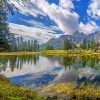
xmin=33 ymin=40 xmax=39 ymax=51
xmin=63 ymin=56 xmax=75 ymax=69
xmin=45 ymin=45 xmax=54 ymax=50
xmin=10 ymin=37 xmax=40 ymax=52
xmin=80 ymin=38 xmax=87 ymax=49
xmin=79 ymin=38 xmax=98 ymax=50
xmin=90 ymin=38 xmax=97 ymax=49
xmin=0 ymin=0 xmax=12 ymax=51
xmin=0 ymin=75 xmax=45 ymax=100
xmin=64 ymin=39 xmax=69 ymax=50
xmin=63 ymin=37 xmax=77 ymax=50
xmin=0 ymin=74 xmax=10 ymax=82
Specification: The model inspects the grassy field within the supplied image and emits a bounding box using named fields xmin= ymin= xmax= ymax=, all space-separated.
xmin=0 ymin=50 xmax=100 ymax=56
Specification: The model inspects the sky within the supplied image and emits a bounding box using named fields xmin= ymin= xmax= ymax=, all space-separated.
xmin=7 ymin=0 xmax=100 ymax=43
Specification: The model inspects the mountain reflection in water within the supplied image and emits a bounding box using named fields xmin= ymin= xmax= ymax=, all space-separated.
xmin=0 ymin=55 xmax=100 ymax=87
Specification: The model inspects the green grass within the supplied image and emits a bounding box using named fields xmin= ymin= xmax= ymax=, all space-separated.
xmin=0 ymin=75 xmax=45 ymax=100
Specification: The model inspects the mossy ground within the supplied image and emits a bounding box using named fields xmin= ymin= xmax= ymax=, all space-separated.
xmin=40 ymin=82 xmax=100 ymax=100
xmin=0 ymin=75 xmax=45 ymax=100
xmin=0 ymin=75 xmax=100 ymax=100
xmin=0 ymin=78 xmax=100 ymax=100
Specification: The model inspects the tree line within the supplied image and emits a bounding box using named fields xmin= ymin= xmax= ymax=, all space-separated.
xmin=64 ymin=37 xmax=98 ymax=50
xmin=10 ymin=35 xmax=39 ymax=51
xmin=79 ymin=38 xmax=98 ymax=50
xmin=0 ymin=0 xmax=39 ymax=52
xmin=45 ymin=37 xmax=98 ymax=50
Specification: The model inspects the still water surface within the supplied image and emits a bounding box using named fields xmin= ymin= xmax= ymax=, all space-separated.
xmin=0 ymin=55 xmax=100 ymax=87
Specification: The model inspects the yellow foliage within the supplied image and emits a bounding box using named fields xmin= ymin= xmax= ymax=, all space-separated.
xmin=41 ymin=82 xmax=100 ymax=99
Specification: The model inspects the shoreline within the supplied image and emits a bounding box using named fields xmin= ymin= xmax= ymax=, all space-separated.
xmin=0 ymin=74 xmax=45 ymax=99
xmin=0 ymin=50 xmax=100 ymax=56
xmin=0 ymin=74 xmax=100 ymax=100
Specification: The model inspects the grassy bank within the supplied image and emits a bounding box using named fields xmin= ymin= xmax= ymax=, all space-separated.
xmin=0 ymin=75 xmax=45 ymax=100
xmin=0 ymin=51 xmax=41 ymax=56
xmin=0 ymin=75 xmax=100 ymax=99
xmin=0 ymin=50 xmax=100 ymax=56
xmin=42 ymin=50 xmax=100 ymax=55
xmin=40 ymin=83 xmax=100 ymax=100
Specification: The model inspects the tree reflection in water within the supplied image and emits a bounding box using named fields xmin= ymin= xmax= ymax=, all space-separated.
xmin=0 ymin=55 xmax=39 ymax=72
xmin=0 ymin=55 xmax=100 ymax=86
xmin=0 ymin=55 xmax=100 ymax=72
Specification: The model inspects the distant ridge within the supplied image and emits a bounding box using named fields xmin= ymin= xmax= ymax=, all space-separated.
xmin=40 ymin=31 xmax=100 ymax=50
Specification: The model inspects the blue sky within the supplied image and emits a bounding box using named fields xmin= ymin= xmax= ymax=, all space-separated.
xmin=8 ymin=0 xmax=100 ymax=43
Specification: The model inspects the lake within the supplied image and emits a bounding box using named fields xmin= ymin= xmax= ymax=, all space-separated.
xmin=0 ymin=55 xmax=100 ymax=87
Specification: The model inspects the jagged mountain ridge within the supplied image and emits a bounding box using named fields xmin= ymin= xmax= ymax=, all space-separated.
xmin=40 ymin=31 xmax=100 ymax=50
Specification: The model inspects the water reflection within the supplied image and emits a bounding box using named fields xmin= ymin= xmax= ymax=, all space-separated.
xmin=0 ymin=55 xmax=100 ymax=87
xmin=0 ymin=55 xmax=39 ymax=72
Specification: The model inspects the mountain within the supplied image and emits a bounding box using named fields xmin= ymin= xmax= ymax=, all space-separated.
xmin=88 ymin=31 xmax=100 ymax=42
xmin=40 ymin=31 xmax=100 ymax=50
xmin=40 ymin=35 xmax=76 ymax=50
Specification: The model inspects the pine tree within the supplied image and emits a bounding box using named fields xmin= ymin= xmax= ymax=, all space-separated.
xmin=80 ymin=38 xmax=87 ymax=49
xmin=90 ymin=38 xmax=97 ymax=49
xmin=33 ymin=40 xmax=39 ymax=51
xmin=87 ymin=42 xmax=91 ymax=50
xmin=45 ymin=45 xmax=54 ymax=50
xmin=0 ymin=0 xmax=11 ymax=51
xmin=63 ymin=37 xmax=73 ymax=50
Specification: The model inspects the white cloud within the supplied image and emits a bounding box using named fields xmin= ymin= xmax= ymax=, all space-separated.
xmin=20 ymin=19 xmax=60 ymax=31
xmin=8 ymin=0 xmax=79 ymax=35
xmin=59 ymin=0 xmax=74 ymax=10
xmin=8 ymin=0 xmax=46 ymax=16
xmin=8 ymin=0 xmax=99 ymax=37
xmin=39 ymin=1 xmax=79 ymax=35
xmin=87 ymin=0 xmax=100 ymax=19
xmin=9 ymin=22 xmax=59 ymax=43
xmin=79 ymin=21 xmax=99 ymax=34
